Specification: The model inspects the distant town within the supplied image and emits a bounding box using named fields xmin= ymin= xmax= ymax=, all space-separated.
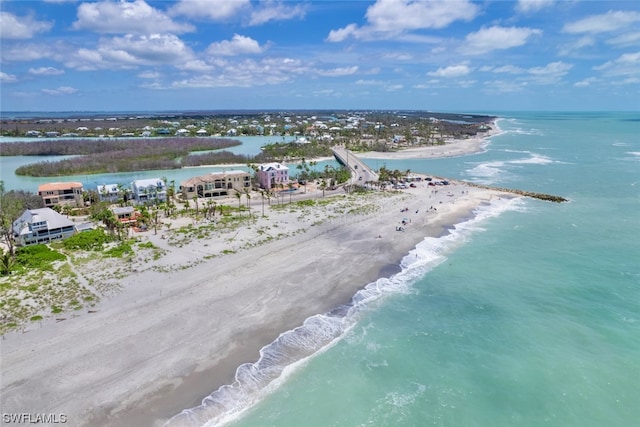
xmin=1 ymin=110 xmax=494 ymax=144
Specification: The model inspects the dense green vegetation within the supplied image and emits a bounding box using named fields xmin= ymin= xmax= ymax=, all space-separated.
xmin=259 ymin=141 xmax=332 ymax=160
xmin=7 ymin=138 xmax=245 ymax=176
xmin=62 ymin=229 xmax=112 ymax=251
xmin=13 ymin=245 xmax=66 ymax=272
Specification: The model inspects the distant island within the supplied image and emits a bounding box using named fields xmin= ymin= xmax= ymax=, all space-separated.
xmin=1 ymin=110 xmax=495 ymax=177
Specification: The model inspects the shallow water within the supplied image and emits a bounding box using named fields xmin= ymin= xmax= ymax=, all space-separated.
xmin=207 ymin=112 xmax=639 ymax=427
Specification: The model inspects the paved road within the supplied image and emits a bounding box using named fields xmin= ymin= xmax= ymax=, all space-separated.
xmin=331 ymin=146 xmax=379 ymax=185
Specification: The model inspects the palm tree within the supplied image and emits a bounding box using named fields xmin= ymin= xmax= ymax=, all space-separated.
xmin=235 ymin=190 xmax=242 ymax=215
xmin=243 ymin=188 xmax=252 ymax=218
xmin=0 ymin=249 xmax=16 ymax=276
xmin=243 ymin=188 xmax=251 ymax=209
xmin=259 ymin=190 xmax=266 ymax=217
xmin=287 ymin=182 xmax=294 ymax=204
xmin=192 ymin=195 xmax=199 ymax=215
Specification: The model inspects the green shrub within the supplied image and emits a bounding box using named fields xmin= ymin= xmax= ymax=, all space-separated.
xmin=14 ymin=245 xmax=65 ymax=270
xmin=63 ymin=229 xmax=111 ymax=251
xmin=104 ymin=242 xmax=133 ymax=258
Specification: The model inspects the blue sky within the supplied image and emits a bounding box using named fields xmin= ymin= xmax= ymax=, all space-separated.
xmin=1 ymin=0 xmax=639 ymax=112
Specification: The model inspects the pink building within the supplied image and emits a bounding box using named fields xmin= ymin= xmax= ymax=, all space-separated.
xmin=256 ymin=162 xmax=289 ymax=190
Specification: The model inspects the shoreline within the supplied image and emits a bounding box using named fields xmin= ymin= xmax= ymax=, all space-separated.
xmin=1 ymin=181 xmax=515 ymax=427
xmin=0 ymin=123 xmax=512 ymax=426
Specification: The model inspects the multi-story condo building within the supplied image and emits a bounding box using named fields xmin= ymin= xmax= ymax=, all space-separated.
xmin=255 ymin=162 xmax=289 ymax=190
xmin=130 ymin=178 xmax=167 ymax=205
xmin=37 ymin=182 xmax=84 ymax=208
xmin=180 ymin=170 xmax=251 ymax=199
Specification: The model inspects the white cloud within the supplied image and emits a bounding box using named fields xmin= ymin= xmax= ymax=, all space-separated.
xmin=492 ymin=65 xmax=525 ymax=74
xmin=355 ymin=79 xmax=385 ymax=85
xmin=484 ymin=79 xmax=528 ymax=93
xmin=574 ymin=77 xmax=598 ymax=87
xmin=327 ymin=0 xmax=478 ymax=42
xmin=28 ymin=66 xmax=65 ymax=76
xmin=385 ymin=84 xmax=403 ymax=91
xmin=170 ymin=0 xmax=250 ymax=21
xmin=316 ymin=66 xmax=359 ymax=77
xmin=41 ymin=86 xmax=78 ymax=95
xmin=606 ymin=32 xmax=640 ymax=48
xmin=157 ymin=55 xmax=360 ymax=90
xmin=327 ymin=24 xmax=359 ymax=42
xmin=381 ymin=52 xmax=414 ymax=61
xmin=177 ymin=60 xmax=214 ymax=72
xmin=106 ymin=34 xmax=193 ymax=64
xmin=73 ymin=0 xmax=194 ymax=34
xmin=207 ymin=34 xmax=265 ymax=57
xmin=0 ymin=12 xmax=53 ymax=39
xmin=528 ymin=61 xmax=572 ymax=75
xmin=1 ymin=72 xmax=18 ymax=83
xmin=1 ymin=42 xmax=56 ymax=62
xmin=563 ymin=10 xmax=640 ymax=34
xmin=461 ymin=26 xmax=542 ymax=55
xmin=62 ymin=34 xmax=195 ymax=71
xmin=515 ymin=0 xmax=554 ymax=14
xmin=249 ymin=1 xmax=307 ymax=26
xmin=480 ymin=61 xmax=572 ymax=88
xmin=427 ymin=64 xmax=472 ymax=78
xmin=170 ymin=57 xmax=310 ymax=88
xmin=558 ymin=35 xmax=595 ymax=56
xmin=527 ymin=61 xmax=573 ymax=84
xmin=594 ymin=51 xmax=640 ymax=80
xmin=138 ymin=71 xmax=161 ymax=79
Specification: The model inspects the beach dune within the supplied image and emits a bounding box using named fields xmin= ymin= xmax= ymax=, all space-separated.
xmin=1 ymin=173 xmax=511 ymax=426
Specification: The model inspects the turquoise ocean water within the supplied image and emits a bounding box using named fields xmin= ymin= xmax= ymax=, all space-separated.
xmin=167 ymin=112 xmax=639 ymax=427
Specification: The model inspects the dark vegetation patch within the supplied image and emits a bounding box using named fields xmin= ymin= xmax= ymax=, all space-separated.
xmin=4 ymin=138 xmax=247 ymax=177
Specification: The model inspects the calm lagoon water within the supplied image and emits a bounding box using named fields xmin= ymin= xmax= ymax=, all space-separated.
xmin=0 ymin=135 xmax=303 ymax=192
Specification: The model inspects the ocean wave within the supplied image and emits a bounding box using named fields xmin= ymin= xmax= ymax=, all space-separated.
xmin=163 ymin=198 xmax=524 ymax=427
xmin=463 ymin=160 xmax=510 ymax=184
xmin=506 ymin=127 xmax=544 ymax=136
xmin=464 ymin=151 xmax=562 ymax=184
xmin=510 ymin=154 xmax=555 ymax=165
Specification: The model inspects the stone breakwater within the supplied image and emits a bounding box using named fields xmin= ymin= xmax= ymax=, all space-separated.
xmin=438 ymin=178 xmax=569 ymax=203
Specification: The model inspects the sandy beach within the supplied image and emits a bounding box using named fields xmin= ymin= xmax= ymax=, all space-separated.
xmin=1 ymin=129 xmax=512 ymax=426
xmin=359 ymin=125 xmax=501 ymax=160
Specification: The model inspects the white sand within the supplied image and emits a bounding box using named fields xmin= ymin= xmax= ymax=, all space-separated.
xmin=1 ymin=128 xmax=510 ymax=426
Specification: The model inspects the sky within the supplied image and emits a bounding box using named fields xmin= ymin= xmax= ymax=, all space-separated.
xmin=1 ymin=0 xmax=639 ymax=113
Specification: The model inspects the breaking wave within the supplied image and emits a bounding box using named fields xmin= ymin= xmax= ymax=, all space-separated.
xmin=163 ymin=197 xmax=524 ymax=427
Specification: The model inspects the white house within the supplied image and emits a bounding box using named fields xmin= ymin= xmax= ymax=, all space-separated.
xmin=131 ymin=178 xmax=167 ymax=205
xmin=96 ymin=184 xmax=122 ymax=203
xmin=12 ymin=208 xmax=76 ymax=246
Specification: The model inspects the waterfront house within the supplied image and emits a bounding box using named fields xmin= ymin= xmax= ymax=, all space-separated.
xmin=110 ymin=206 xmax=139 ymax=226
xmin=38 ymin=182 xmax=84 ymax=209
xmin=12 ymin=208 xmax=76 ymax=246
xmin=256 ymin=162 xmax=289 ymax=190
xmin=96 ymin=184 xmax=123 ymax=203
xmin=180 ymin=170 xmax=251 ymax=200
xmin=131 ymin=178 xmax=167 ymax=205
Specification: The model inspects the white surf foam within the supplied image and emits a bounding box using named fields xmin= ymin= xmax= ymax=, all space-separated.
xmin=163 ymin=197 xmax=525 ymax=427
